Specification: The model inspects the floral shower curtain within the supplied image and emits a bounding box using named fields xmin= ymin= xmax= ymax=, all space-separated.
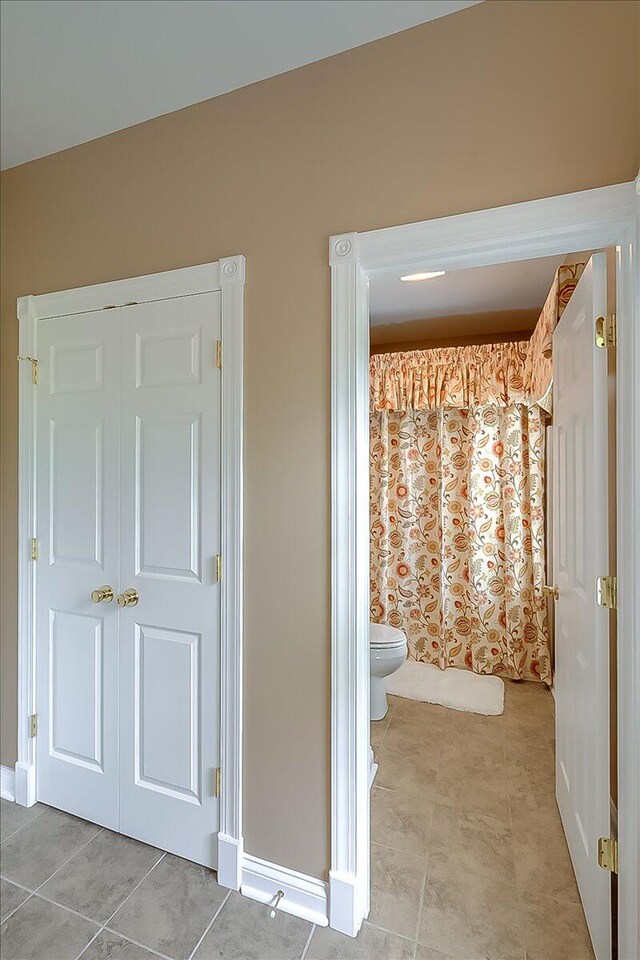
xmin=370 ymin=341 xmax=552 ymax=682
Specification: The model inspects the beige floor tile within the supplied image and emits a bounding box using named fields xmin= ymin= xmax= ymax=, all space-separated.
xmin=193 ymin=892 xmax=312 ymax=960
xmin=429 ymin=803 xmax=516 ymax=885
xmin=388 ymin=697 xmax=448 ymax=727
xmin=371 ymin=715 xmax=391 ymax=747
xmin=0 ymin=878 xmax=30 ymax=922
xmin=503 ymin=711 xmax=554 ymax=752
xmin=0 ymin=800 xmax=46 ymax=842
xmin=435 ymin=753 xmax=510 ymax=823
xmin=506 ymin=747 xmax=556 ymax=807
xmin=39 ymin=829 xmax=164 ymax=923
xmin=440 ymin=729 xmax=505 ymax=767
xmin=369 ymin=841 xmax=427 ymax=939
xmin=382 ymin=716 xmax=444 ymax=765
xmin=443 ymin=708 xmax=504 ymax=745
xmin=0 ymin=894 xmax=98 ymax=960
xmin=307 ymin=921 xmax=414 ymax=959
xmin=510 ymin=797 xmax=566 ymax=845
xmin=504 ymin=680 xmax=554 ymax=715
xmin=0 ymin=807 xmax=103 ymax=889
xmin=419 ymin=862 xmax=525 ymax=960
xmin=512 ymin=831 xmax=581 ymax=906
xmin=79 ymin=930 xmax=158 ymax=960
xmin=414 ymin=945 xmax=454 ymax=960
xmin=375 ymin=741 xmax=440 ymax=799
xmin=371 ymin=787 xmax=435 ymax=857
xmin=520 ymin=893 xmax=594 ymax=959
xmin=109 ymin=853 xmax=227 ymax=960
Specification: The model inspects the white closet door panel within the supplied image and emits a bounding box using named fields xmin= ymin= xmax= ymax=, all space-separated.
xmin=36 ymin=310 xmax=121 ymax=828
xmin=119 ymin=293 xmax=221 ymax=867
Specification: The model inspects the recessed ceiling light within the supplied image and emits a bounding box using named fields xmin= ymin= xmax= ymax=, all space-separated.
xmin=400 ymin=270 xmax=446 ymax=282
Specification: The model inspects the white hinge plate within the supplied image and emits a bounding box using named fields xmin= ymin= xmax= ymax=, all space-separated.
xmin=596 ymin=575 xmax=617 ymax=610
xmin=595 ymin=314 xmax=616 ymax=349
xmin=215 ymin=340 xmax=222 ymax=369
xmin=30 ymin=538 xmax=39 ymax=561
xmin=29 ymin=714 xmax=38 ymax=738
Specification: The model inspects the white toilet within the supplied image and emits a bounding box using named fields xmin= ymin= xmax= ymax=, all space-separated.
xmin=370 ymin=622 xmax=408 ymax=721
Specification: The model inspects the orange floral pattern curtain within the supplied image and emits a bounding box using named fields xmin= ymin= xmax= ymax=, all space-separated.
xmin=370 ymin=344 xmax=551 ymax=682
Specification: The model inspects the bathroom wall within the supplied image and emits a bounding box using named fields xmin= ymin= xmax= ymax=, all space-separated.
xmin=1 ymin=0 xmax=638 ymax=880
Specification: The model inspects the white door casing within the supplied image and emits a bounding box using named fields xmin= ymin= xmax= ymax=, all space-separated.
xmin=20 ymin=258 xmax=244 ymax=882
xmin=553 ymin=254 xmax=610 ymax=960
xmin=329 ymin=181 xmax=638 ymax=948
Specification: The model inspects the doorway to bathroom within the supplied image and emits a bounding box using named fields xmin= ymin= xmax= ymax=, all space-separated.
xmin=328 ymin=181 xmax=639 ymax=960
xmin=367 ymin=251 xmax=610 ymax=960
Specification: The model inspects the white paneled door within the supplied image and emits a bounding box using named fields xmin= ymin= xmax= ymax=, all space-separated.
xmin=36 ymin=293 xmax=222 ymax=868
xmin=553 ymin=254 xmax=610 ymax=960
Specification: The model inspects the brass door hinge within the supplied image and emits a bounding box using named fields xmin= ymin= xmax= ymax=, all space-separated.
xmin=596 ymin=575 xmax=617 ymax=610
xmin=214 ymin=767 xmax=221 ymax=798
xmin=598 ymin=836 xmax=618 ymax=873
xmin=215 ymin=340 xmax=222 ymax=369
xmin=29 ymin=714 xmax=38 ymax=738
xmin=214 ymin=555 xmax=222 ymax=582
xmin=17 ymin=355 xmax=39 ymax=384
xmin=595 ymin=314 xmax=616 ymax=349
xmin=30 ymin=538 xmax=39 ymax=561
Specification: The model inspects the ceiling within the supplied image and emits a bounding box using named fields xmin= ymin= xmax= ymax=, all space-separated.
xmin=369 ymin=255 xmax=567 ymax=338
xmin=0 ymin=0 xmax=480 ymax=170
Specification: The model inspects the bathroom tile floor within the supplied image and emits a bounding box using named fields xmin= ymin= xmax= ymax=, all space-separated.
xmin=0 ymin=681 xmax=594 ymax=960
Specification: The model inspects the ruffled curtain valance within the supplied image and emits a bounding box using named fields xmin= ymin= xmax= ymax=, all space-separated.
xmin=370 ymin=262 xmax=586 ymax=413
xmin=370 ymin=341 xmax=529 ymax=411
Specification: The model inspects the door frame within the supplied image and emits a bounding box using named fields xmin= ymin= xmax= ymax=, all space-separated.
xmin=16 ymin=256 xmax=246 ymax=891
xmin=329 ymin=179 xmax=640 ymax=957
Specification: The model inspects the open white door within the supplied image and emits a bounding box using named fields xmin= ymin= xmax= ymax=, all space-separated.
xmin=553 ymin=253 xmax=610 ymax=960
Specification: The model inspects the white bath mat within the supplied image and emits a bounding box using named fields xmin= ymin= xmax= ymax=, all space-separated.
xmin=386 ymin=660 xmax=504 ymax=715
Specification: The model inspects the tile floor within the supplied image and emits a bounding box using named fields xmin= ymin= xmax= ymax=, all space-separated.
xmin=0 ymin=680 xmax=594 ymax=960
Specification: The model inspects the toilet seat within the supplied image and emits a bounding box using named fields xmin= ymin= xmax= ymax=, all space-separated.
xmin=370 ymin=622 xmax=407 ymax=649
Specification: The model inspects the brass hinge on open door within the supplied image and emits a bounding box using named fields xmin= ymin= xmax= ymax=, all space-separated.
xmin=598 ymin=837 xmax=618 ymax=873
xmin=214 ymin=767 xmax=221 ymax=798
xmin=595 ymin=314 xmax=616 ymax=349
xmin=17 ymin=355 xmax=39 ymax=384
xmin=214 ymin=555 xmax=222 ymax=582
xmin=215 ymin=340 xmax=222 ymax=369
xmin=29 ymin=714 xmax=38 ymax=738
xmin=30 ymin=538 xmax=39 ymax=561
xmin=596 ymin=575 xmax=617 ymax=610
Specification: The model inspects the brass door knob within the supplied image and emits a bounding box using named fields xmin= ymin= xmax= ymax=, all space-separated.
xmin=117 ymin=589 xmax=139 ymax=607
xmin=91 ymin=585 xmax=114 ymax=604
xmin=542 ymin=584 xmax=559 ymax=600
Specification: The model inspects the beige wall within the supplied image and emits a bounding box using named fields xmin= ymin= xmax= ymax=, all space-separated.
xmin=1 ymin=0 xmax=638 ymax=879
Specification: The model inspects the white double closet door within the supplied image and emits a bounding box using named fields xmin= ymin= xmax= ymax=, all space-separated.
xmin=35 ymin=292 xmax=221 ymax=868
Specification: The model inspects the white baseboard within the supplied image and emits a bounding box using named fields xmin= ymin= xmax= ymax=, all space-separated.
xmin=241 ymin=853 xmax=328 ymax=927
xmin=1 ymin=764 xmax=16 ymax=802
